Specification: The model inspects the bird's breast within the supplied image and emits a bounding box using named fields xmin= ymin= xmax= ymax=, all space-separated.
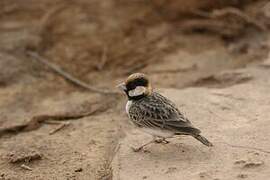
xmin=125 ymin=100 xmax=132 ymax=117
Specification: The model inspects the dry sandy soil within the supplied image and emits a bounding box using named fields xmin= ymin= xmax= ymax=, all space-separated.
xmin=0 ymin=0 xmax=270 ymax=180
xmin=113 ymin=65 xmax=270 ymax=180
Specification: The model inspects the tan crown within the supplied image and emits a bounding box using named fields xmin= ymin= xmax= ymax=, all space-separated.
xmin=125 ymin=73 xmax=147 ymax=84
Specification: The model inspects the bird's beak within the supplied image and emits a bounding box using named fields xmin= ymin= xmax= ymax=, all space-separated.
xmin=116 ymin=82 xmax=127 ymax=91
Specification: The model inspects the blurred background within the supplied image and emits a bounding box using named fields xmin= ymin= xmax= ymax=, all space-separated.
xmin=0 ymin=0 xmax=269 ymax=179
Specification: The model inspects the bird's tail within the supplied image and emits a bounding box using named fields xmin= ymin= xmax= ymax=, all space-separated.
xmin=193 ymin=134 xmax=213 ymax=147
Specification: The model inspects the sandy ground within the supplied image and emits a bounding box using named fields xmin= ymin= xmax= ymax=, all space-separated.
xmin=0 ymin=0 xmax=270 ymax=179
xmin=113 ymin=64 xmax=270 ymax=180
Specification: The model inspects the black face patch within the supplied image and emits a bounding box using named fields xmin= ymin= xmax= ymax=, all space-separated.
xmin=125 ymin=77 xmax=149 ymax=92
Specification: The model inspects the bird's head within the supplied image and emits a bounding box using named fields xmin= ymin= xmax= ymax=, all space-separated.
xmin=117 ymin=73 xmax=152 ymax=100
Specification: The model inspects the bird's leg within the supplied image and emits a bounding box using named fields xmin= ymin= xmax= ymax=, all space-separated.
xmin=131 ymin=136 xmax=172 ymax=152
xmin=131 ymin=139 xmax=155 ymax=152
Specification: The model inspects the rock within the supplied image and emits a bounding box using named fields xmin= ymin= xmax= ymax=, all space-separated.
xmin=112 ymin=67 xmax=270 ymax=180
xmin=7 ymin=148 xmax=42 ymax=164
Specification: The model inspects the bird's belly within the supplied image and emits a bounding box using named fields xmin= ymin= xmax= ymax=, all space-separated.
xmin=140 ymin=128 xmax=174 ymax=138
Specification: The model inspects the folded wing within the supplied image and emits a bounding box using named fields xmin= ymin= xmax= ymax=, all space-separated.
xmin=129 ymin=92 xmax=201 ymax=135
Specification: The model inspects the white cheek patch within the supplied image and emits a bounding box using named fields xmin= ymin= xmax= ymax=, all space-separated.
xmin=128 ymin=86 xmax=146 ymax=97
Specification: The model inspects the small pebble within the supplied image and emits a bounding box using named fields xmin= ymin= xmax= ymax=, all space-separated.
xmin=74 ymin=168 xmax=83 ymax=172
xmin=237 ymin=174 xmax=248 ymax=179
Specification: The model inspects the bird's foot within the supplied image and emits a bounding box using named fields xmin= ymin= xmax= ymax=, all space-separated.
xmin=131 ymin=140 xmax=156 ymax=152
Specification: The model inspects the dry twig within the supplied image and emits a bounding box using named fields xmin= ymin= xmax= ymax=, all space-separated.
xmin=212 ymin=8 xmax=266 ymax=31
xmin=219 ymin=142 xmax=270 ymax=154
xmin=97 ymin=46 xmax=108 ymax=71
xmin=194 ymin=7 xmax=267 ymax=31
xmin=37 ymin=4 xmax=67 ymax=36
xmin=179 ymin=19 xmax=239 ymax=36
xmin=27 ymin=51 xmax=119 ymax=95
xmin=147 ymin=64 xmax=197 ymax=74
xmin=0 ymin=103 xmax=110 ymax=138
xmin=122 ymin=62 xmax=149 ymax=75
xmin=21 ymin=164 xmax=33 ymax=171
xmin=180 ymin=7 xmax=267 ymax=36
xmin=49 ymin=122 xmax=70 ymax=135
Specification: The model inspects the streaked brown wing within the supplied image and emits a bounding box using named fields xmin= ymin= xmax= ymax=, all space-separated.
xmin=129 ymin=92 xmax=201 ymax=135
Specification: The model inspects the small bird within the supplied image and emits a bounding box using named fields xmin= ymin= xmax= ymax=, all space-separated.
xmin=117 ymin=73 xmax=213 ymax=152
